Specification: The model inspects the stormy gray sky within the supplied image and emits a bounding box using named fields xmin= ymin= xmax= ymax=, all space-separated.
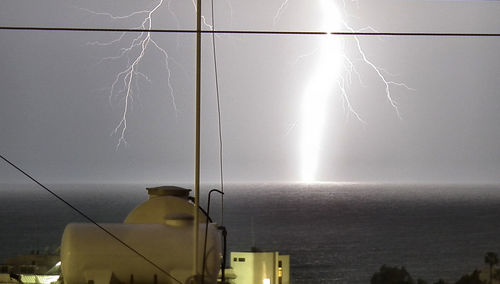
xmin=1 ymin=0 xmax=500 ymax=184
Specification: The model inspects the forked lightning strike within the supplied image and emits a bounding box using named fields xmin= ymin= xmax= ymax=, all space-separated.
xmin=273 ymin=0 xmax=290 ymax=26
xmin=84 ymin=0 xmax=220 ymax=150
xmin=276 ymin=0 xmax=413 ymax=122
xmin=273 ymin=0 xmax=414 ymax=182
xmin=345 ymin=24 xmax=415 ymax=119
xmin=83 ymin=0 xmax=176 ymax=150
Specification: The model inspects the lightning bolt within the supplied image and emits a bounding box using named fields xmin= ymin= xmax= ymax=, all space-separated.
xmin=273 ymin=0 xmax=290 ymax=26
xmin=344 ymin=24 xmax=415 ymax=119
xmin=81 ymin=0 xmax=178 ymax=150
xmin=191 ymin=0 xmax=214 ymax=29
xmin=82 ymin=0 xmax=224 ymax=150
xmin=274 ymin=0 xmax=414 ymax=182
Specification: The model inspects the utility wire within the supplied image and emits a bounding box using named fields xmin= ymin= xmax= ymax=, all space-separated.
xmin=210 ymin=0 xmax=225 ymax=226
xmin=0 ymin=154 xmax=182 ymax=284
xmin=1 ymin=25 xmax=500 ymax=37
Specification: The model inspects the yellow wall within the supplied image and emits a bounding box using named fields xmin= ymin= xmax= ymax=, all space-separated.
xmin=230 ymin=252 xmax=289 ymax=284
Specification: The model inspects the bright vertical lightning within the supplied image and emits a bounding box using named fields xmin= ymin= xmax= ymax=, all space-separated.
xmin=300 ymin=0 xmax=343 ymax=183
xmin=275 ymin=0 xmax=413 ymax=183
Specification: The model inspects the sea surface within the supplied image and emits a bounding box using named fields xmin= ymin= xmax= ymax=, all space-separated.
xmin=2 ymin=183 xmax=500 ymax=283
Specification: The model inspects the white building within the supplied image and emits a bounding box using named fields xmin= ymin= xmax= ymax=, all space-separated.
xmin=229 ymin=252 xmax=289 ymax=284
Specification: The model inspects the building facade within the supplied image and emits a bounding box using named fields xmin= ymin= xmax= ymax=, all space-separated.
xmin=229 ymin=252 xmax=289 ymax=284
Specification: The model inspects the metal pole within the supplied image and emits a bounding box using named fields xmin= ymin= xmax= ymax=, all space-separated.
xmin=194 ymin=0 xmax=202 ymax=281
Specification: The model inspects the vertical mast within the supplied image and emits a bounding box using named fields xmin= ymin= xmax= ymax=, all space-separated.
xmin=194 ymin=0 xmax=202 ymax=280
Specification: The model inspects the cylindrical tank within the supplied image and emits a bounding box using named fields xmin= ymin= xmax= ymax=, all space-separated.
xmin=60 ymin=186 xmax=222 ymax=284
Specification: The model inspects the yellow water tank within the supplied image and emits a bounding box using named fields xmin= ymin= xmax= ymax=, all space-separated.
xmin=61 ymin=186 xmax=222 ymax=284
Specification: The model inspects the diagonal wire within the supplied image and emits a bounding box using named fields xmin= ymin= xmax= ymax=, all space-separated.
xmin=0 ymin=154 xmax=182 ymax=284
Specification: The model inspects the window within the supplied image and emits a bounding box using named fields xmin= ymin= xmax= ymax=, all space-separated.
xmin=238 ymin=258 xmax=245 ymax=262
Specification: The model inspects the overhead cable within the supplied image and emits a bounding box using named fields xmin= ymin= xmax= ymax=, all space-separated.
xmin=210 ymin=0 xmax=225 ymax=226
xmin=1 ymin=26 xmax=500 ymax=37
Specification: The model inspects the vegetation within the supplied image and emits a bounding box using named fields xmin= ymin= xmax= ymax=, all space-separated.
xmin=494 ymin=268 xmax=500 ymax=283
xmin=455 ymin=270 xmax=483 ymax=284
xmin=485 ymin=252 xmax=499 ymax=284
xmin=371 ymin=266 xmax=486 ymax=284
xmin=371 ymin=252 xmax=500 ymax=284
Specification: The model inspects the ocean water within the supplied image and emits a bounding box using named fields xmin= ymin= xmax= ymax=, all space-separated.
xmin=2 ymin=183 xmax=500 ymax=283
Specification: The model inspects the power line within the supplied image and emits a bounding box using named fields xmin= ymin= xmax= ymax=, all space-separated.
xmin=210 ymin=0 xmax=225 ymax=225
xmin=0 ymin=154 xmax=182 ymax=284
xmin=1 ymin=25 xmax=500 ymax=37
xmin=215 ymin=30 xmax=500 ymax=37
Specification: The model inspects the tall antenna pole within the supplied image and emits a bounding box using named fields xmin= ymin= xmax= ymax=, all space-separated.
xmin=194 ymin=0 xmax=202 ymax=281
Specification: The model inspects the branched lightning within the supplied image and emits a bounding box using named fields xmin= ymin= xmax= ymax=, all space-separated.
xmin=82 ymin=0 xmax=178 ymax=150
xmin=277 ymin=0 xmax=413 ymax=122
xmin=191 ymin=0 xmax=214 ymax=29
xmin=83 ymin=0 xmax=224 ymax=150
xmin=291 ymin=48 xmax=320 ymax=65
xmin=273 ymin=0 xmax=290 ymax=26
xmin=274 ymin=0 xmax=414 ymax=182
xmin=344 ymin=24 xmax=415 ymax=119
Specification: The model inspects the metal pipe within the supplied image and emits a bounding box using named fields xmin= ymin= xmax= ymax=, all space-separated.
xmin=220 ymin=226 xmax=227 ymax=284
xmin=201 ymin=189 xmax=224 ymax=283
